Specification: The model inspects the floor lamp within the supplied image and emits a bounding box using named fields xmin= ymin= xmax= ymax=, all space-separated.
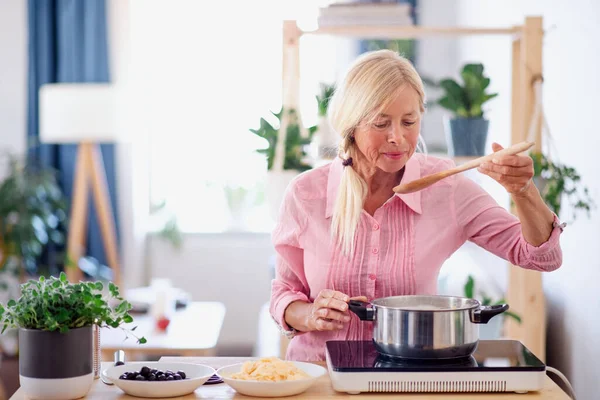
xmin=39 ymin=83 xmax=121 ymax=286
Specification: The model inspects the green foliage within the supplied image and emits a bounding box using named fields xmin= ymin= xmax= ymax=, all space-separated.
xmin=0 ymin=154 xmax=68 ymax=279
xmin=0 ymin=272 xmax=146 ymax=343
xmin=464 ymin=275 xmax=521 ymax=324
xmin=250 ymin=108 xmax=316 ymax=172
xmin=363 ymin=39 xmax=415 ymax=61
xmin=531 ymin=152 xmax=594 ymax=220
xmin=150 ymin=200 xmax=183 ymax=250
xmin=316 ymin=83 xmax=336 ymax=117
xmin=437 ymin=64 xmax=498 ymax=118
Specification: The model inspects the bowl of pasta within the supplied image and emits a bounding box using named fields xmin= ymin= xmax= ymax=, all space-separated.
xmin=216 ymin=357 xmax=326 ymax=397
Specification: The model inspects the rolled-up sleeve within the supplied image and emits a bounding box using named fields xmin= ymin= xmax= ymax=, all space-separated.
xmin=453 ymin=172 xmax=563 ymax=272
xmin=269 ymin=181 xmax=310 ymax=332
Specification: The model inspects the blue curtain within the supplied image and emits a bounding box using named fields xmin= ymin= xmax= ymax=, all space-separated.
xmin=27 ymin=0 xmax=119 ymax=273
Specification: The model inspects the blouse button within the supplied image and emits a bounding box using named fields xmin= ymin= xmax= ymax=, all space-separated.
xmin=369 ymin=274 xmax=377 ymax=281
xmin=373 ymin=223 xmax=380 ymax=231
xmin=372 ymin=248 xmax=379 ymax=255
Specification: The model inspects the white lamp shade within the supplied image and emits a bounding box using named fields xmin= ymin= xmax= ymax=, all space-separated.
xmin=39 ymin=83 xmax=121 ymax=143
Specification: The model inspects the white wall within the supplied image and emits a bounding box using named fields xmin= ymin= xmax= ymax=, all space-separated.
xmin=455 ymin=1 xmax=600 ymax=397
xmin=0 ymin=0 xmax=27 ymax=178
xmin=416 ymin=0 xmax=458 ymax=152
xmin=148 ymin=233 xmax=274 ymax=350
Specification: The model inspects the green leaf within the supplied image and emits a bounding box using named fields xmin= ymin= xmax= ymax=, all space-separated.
xmin=463 ymin=276 xmax=474 ymax=299
xmin=250 ymin=107 xmax=314 ymax=172
xmin=504 ymin=311 xmax=522 ymax=324
xmin=138 ymin=337 xmax=147 ymax=344
xmin=462 ymin=63 xmax=484 ymax=77
xmin=438 ymin=63 xmax=497 ymax=118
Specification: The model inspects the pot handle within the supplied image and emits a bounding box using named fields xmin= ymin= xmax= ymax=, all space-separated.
xmin=470 ymin=304 xmax=509 ymax=324
xmin=348 ymin=300 xmax=375 ymax=321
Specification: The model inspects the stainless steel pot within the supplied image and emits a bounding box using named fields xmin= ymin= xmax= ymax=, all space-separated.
xmin=348 ymin=295 xmax=508 ymax=360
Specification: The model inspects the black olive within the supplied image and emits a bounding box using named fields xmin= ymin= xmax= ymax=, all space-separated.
xmin=173 ymin=374 xmax=182 ymax=380
xmin=140 ymin=366 xmax=150 ymax=376
xmin=119 ymin=374 xmax=128 ymax=380
xmin=135 ymin=375 xmax=146 ymax=381
xmin=177 ymin=370 xmax=186 ymax=379
xmin=166 ymin=375 xmax=174 ymax=381
xmin=157 ymin=374 xmax=166 ymax=381
xmin=147 ymin=374 xmax=157 ymax=381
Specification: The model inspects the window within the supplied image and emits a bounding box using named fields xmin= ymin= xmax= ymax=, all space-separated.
xmin=127 ymin=0 xmax=352 ymax=233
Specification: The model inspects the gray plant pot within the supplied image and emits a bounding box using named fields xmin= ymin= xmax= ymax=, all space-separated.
xmin=19 ymin=326 xmax=94 ymax=400
xmin=445 ymin=117 xmax=489 ymax=157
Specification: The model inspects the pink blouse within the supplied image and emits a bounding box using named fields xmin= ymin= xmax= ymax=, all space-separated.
xmin=269 ymin=154 xmax=563 ymax=362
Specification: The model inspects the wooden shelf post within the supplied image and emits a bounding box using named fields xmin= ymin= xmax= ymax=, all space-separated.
xmin=506 ymin=16 xmax=546 ymax=361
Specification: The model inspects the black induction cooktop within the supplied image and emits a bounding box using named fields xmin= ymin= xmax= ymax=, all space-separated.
xmin=326 ymin=340 xmax=546 ymax=373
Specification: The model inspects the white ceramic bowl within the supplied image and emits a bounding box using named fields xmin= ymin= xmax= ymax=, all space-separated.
xmin=102 ymin=361 xmax=214 ymax=398
xmin=216 ymin=361 xmax=326 ymax=398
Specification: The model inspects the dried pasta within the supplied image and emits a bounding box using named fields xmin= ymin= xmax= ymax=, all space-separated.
xmin=230 ymin=357 xmax=311 ymax=381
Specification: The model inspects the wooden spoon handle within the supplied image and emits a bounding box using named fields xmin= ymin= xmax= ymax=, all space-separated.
xmin=454 ymin=141 xmax=535 ymax=173
xmin=392 ymin=141 xmax=535 ymax=194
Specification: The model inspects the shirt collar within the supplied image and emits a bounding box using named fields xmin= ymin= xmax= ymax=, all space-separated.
xmin=325 ymin=156 xmax=422 ymax=218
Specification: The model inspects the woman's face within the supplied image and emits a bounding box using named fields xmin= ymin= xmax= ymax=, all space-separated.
xmin=353 ymin=86 xmax=422 ymax=174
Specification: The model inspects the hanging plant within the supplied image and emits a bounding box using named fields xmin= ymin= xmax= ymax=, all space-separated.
xmin=531 ymin=152 xmax=594 ymax=221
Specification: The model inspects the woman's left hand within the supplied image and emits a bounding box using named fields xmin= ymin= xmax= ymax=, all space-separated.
xmin=477 ymin=142 xmax=534 ymax=196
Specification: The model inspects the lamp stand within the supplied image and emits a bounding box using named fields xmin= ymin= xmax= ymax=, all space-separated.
xmin=66 ymin=142 xmax=121 ymax=286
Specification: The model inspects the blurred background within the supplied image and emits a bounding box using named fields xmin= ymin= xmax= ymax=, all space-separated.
xmin=0 ymin=0 xmax=598 ymax=398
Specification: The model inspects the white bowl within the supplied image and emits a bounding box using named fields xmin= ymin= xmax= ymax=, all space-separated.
xmin=216 ymin=361 xmax=326 ymax=398
xmin=102 ymin=361 xmax=215 ymax=398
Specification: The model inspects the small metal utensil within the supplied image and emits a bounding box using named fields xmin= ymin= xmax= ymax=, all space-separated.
xmin=101 ymin=350 xmax=125 ymax=385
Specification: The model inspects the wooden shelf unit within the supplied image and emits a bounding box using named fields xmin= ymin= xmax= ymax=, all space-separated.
xmin=279 ymin=17 xmax=546 ymax=361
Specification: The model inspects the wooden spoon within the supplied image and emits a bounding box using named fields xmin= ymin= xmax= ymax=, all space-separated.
xmin=393 ymin=141 xmax=535 ymax=194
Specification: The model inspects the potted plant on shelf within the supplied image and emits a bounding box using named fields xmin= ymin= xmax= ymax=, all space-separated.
xmin=437 ymin=63 xmax=498 ymax=157
xmin=464 ymin=275 xmax=521 ymax=340
xmin=0 ymin=272 xmax=145 ymax=400
xmin=531 ymin=152 xmax=594 ymax=221
xmin=314 ymin=82 xmax=338 ymax=162
xmin=249 ymin=108 xmax=316 ymax=220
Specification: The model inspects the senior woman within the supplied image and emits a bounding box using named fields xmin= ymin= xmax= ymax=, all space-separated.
xmin=269 ymin=49 xmax=563 ymax=362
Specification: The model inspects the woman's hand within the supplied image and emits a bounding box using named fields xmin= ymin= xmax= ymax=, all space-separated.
xmin=284 ymin=290 xmax=367 ymax=332
xmin=306 ymin=290 xmax=353 ymax=331
xmin=477 ymin=142 xmax=534 ymax=196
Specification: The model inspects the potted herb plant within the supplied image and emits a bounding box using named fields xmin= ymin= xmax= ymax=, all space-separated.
xmin=0 ymin=272 xmax=145 ymax=400
xmin=531 ymin=152 xmax=594 ymax=221
xmin=437 ymin=63 xmax=498 ymax=157
xmin=464 ymin=275 xmax=521 ymax=340
xmin=250 ymin=108 xmax=316 ymax=220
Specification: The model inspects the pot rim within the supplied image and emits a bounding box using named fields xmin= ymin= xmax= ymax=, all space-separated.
xmin=371 ymin=295 xmax=481 ymax=312
xmin=19 ymin=326 xmax=93 ymax=333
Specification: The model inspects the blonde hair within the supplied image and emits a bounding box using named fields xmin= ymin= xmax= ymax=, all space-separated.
xmin=328 ymin=50 xmax=426 ymax=255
